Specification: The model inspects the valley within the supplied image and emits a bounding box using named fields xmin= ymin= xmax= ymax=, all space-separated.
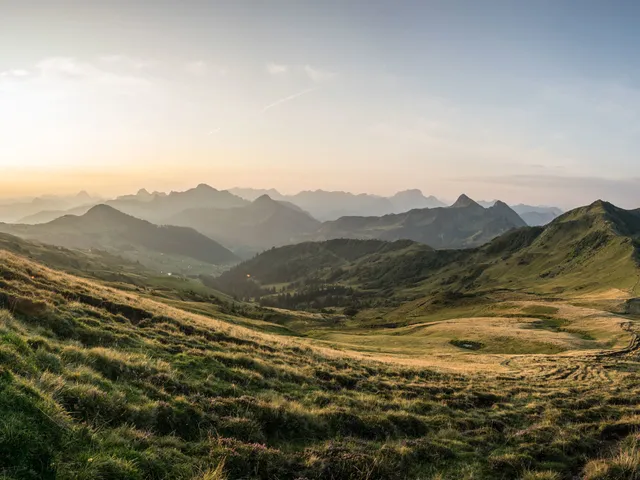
xmin=6 ymin=5 xmax=639 ymax=479
xmin=2 ymin=196 xmax=640 ymax=478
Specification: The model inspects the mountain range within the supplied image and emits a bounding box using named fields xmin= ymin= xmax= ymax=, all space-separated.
xmin=17 ymin=184 xmax=249 ymax=224
xmin=313 ymin=194 xmax=526 ymax=249
xmin=1 ymin=208 xmax=628 ymax=480
xmin=6 ymin=189 xmax=530 ymax=259
xmin=215 ymin=199 xmax=640 ymax=311
xmin=0 ymin=191 xmax=102 ymax=223
xmin=230 ymin=187 xmax=447 ymax=219
xmin=0 ymin=204 xmax=238 ymax=271
xmin=511 ymin=204 xmax=564 ymax=226
xmin=478 ymin=200 xmax=563 ymax=226
xmin=162 ymin=193 xmax=526 ymax=255
xmin=164 ymin=194 xmax=322 ymax=257
xmin=2 ymin=184 xmax=566 ymax=262
xmin=14 ymin=185 xmax=563 ymax=229
xmin=1 ymin=196 xmax=638 ymax=480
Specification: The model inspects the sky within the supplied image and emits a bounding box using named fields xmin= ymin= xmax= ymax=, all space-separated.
xmin=2 ymin=0 xmax=640 ymax=208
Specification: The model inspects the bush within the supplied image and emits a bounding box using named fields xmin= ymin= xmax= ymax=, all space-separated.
xmin=343 ymin=306 xmax=360 ymax=317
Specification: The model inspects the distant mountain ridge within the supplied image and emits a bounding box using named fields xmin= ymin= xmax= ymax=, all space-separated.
xmin=216 ymin=199 xmax=640 ymax=308
xmin=161 ymin=192 xmax=525 ymax=255
xmin=229 ymin=188 xmax=287 ymax=202
xmin=19 ymin=205 xmax=95 ymax=224
xmin=0 ymin=205 xmax=239 ymax=268
xmin=312 ymin=194 xmax=526 ymax=249
xmin=18 ymin=184 xmax=249 ymax=225
xmin=229 ymin=187 xmax=446 ymax=219
xmin=511 ymin=204 xmax=564 ymax=226
xmin=165 ymin=195 xmax=321 ymax=256
xmin=20 ymin=190 xmax=527 ymax=256
xmin=390 ymin=189 xmax=447 ymax=212
xmin=478 ymin=200 xmax=563 ymax=226
xmin=115 ymin=188 xmax=166 ymax=202
xmin=0 ymin=191 xmax=103 ymax=223
xmin=13 ymin=184 xmax=558 ymax=255
xmin=11 ymin=185 xmax=565 ymax=228
xmin=109 ymin=184 xmax=248 ymax=222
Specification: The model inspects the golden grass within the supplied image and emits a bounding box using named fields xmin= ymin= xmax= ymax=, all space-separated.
xmin=6 ymin=248 xmax=640 ymax=478
xmin=4 ymin=247 xmax=636 ymax=375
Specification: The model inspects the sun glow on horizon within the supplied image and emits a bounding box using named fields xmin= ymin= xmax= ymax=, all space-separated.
xmin=2 ymin=2 xmax=640 ymax=208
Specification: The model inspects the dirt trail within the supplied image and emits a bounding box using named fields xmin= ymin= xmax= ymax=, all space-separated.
xmin=593 ymin=321 xmax=640 ymax=358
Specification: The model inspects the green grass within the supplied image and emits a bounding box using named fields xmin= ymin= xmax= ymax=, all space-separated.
xmin=522 ymin=306 xmax=561 ymax=316
xmin=2 ymin=221 xmax=640 ymax=479
xmin=528 ymin=318 xmax=569 ymax=331
xmin=215 ymin=201 xmax=640 ymax=321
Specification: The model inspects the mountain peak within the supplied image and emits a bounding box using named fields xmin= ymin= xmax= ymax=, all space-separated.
xmin=136 ymin=188 xmax=151 ymax=197
xmin=588 ymin=199 xmax=613 ymax=210
xmin=581 ymin=200 xmax=623 ymax=220
xmin=194 ymin=183 xmax=218 ymax=192
xmin=76 ymin=190 xmax=92 ymax=200
xmin=47 ymin=204 xmax=130 ymax=227
xmin=492 ymin=200 xmax=510 ymax=209
xmin=487 ymin=200 xmax=527 ymax=227
xmin=451 ymin=194 xmax=479 ymax=208
xmin=388 ymin=189 xmax=445 ymax=212
xmin=393 ymin=189 xmax=424 ymax=198
xmin=253 ymin=194 xmax=276 ymax=205
xmin=84 ymin=204 xmax=123 ymax=217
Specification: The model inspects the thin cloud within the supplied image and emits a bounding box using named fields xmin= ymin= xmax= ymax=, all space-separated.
xmin=186 ymin=60 xmax=227 ymax=76
xmin=206 ymin=88 xmax=318 ymax=136
xmin=304 ymin=65 xmax=337 ymax=83
xmin=261 ymin=87 xmax=318 ymax=113
xmin=267 ymin=62 xmax=289 ymax=75
xmin=99 ymin=55 xmax=155 ymax=69
xmin=36 ymin=57 xmax=152 ymax=89
xmin=0 ymin=69 xmax=29 ymax=78
xmin=186 ymin=60 xmax=208 ymax=75
xmin=267 ymin=63 xmax=337 ymax=83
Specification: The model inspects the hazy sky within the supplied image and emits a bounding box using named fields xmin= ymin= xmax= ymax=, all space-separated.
xmin=3 ymin=1 xmax=640 ymax=207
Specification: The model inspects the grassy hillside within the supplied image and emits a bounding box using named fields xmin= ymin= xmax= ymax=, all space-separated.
xmin=4 ymin=245 xmax=640 ymax=479
xmin=0 ymin=205 xmax=239 ymax=273
xmin=216 ymin=201 xmax=640 ymax=314
xmin=0 ymin=232 xmax=152 ymax=282
xmin=221 ymin=238 xmax=424 ymax=284
xmin=214 ymin=238 xmax=428 ymax=304
xmin=465 ymin=201 xmax=640 ymax=295
xmin=0 ymin=233 xmax=258 ymax=324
